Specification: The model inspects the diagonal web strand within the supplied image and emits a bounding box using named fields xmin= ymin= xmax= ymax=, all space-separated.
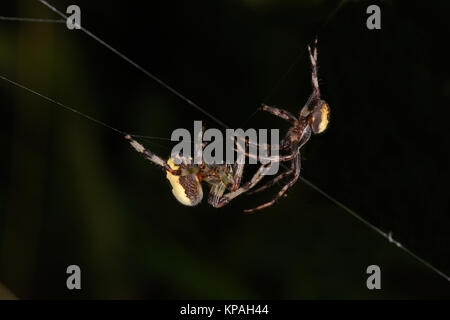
xmin=37 ymin=0 xmax=229 ymax=130
xmin=300 ymin=177 xmax=450 ymax=283
xmin=0 ymin=16 xmax=65 ymax=23
xmin=0 ymin=75 xmax=173 ymax=142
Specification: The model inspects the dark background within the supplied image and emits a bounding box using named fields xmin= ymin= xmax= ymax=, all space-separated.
xmin=0 ymin=0 xmax=449 ymax=299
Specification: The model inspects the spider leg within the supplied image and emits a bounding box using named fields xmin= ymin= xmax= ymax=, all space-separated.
xmin=231 ymin=162 xmax=244 ymax=191
xmin=244 ymin=154 xmax=301 ymax=213
xmin=246 ymin=160 xmax=295 ymax=195
xmin=230 ymin=134 xmax=248 ymax=191
xmin=213 ymin=163 xmax=270 ymax=208
xmin=125 ymin=135 xmax=181 ymax=175
xmin=230 ymin=133 xmax=283 ymax=190
xmin=235 ymin=148 xmax=297 ymax=163
xmin=233 ymin=134 xmax=279 ymax=152
xmin=260 ymin=104 xmax=298 ymax=125
xmin=230 ymin=125 xmax=286 ymax=165
xmin=208 ymin=181 xmax=228 ymax=208
xmin=300 ymin=39 xmax=322 ymax=118
xmin=194 ymin=123 xmax=205 ymax=165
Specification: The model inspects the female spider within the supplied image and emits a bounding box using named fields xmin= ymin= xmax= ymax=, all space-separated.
xmin=124 ymin=134 xmax=270 ymax=208
xmin=242 ymin=39 xmax=330 ymax=212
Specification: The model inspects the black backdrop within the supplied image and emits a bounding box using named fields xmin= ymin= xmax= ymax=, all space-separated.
xmin=0 ymin=0 xmax=449 ymax=299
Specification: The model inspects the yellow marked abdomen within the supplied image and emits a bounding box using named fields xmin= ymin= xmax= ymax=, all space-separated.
xmin=166 ymin=157 xmax=203 ymax=206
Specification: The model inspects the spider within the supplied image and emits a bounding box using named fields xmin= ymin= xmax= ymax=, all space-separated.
xmin=241 ymin=39 xmax=330 ymax=212
xmin=124 ymin=131 xmax=271 ymax=209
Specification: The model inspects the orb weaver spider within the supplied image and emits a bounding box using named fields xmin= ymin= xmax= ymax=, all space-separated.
xmin=241 ymin=39 xmax=330 ymax=212
xmin=124 ymin=131 xmax=271 ymax=208
xmin=125 ymin=39 xmax=328 ymax=212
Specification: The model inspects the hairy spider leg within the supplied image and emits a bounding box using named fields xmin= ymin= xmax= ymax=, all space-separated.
xmin=260 ymin=104 xmax=298 ymax=125
xmin=298 ymin=39 xmax=321 ymax=119
xmin=214 ymin=163 xmax=271 ymax=208
xmin=247 ymin=160 xmax=295 ymax=195
xmin=230 ymin=103 xmax=296 ymax=158
xmin=230 ymin=103 xmax=296 ymax=154
xmin=231 ymin=137 xmax=246 ymax=191
xmin=237 ymin=149 xmax=298 ymax=163
xmin=308 ymin=38 xmax=320 ymax=98
xmin=244 ymin=153 xmax=301 ymax=212
xmin=207 ymin=181 xmax=228 ymax=208
xmin=125 ymin=135 xmax=181 ymax=175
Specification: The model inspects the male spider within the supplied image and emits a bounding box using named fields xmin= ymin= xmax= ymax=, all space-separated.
xmin=124 ymin=133 xmax=270 ymax=208
xmin=243 ymin=39 xmax=330 ymax=212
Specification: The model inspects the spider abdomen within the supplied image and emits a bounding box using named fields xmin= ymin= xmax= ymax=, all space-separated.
xmin=311 ymin=101 xmax=330 ymax=134
xmin=166 ymin=157 xmax=203 ymax=206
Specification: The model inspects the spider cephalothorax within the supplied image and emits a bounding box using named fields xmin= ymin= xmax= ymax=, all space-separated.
xmin=242 ymin=38 xmax=330 ymax=212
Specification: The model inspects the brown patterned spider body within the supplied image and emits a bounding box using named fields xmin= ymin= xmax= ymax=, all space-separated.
xmin=243 ymin=39 xmax=330 ymax=212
